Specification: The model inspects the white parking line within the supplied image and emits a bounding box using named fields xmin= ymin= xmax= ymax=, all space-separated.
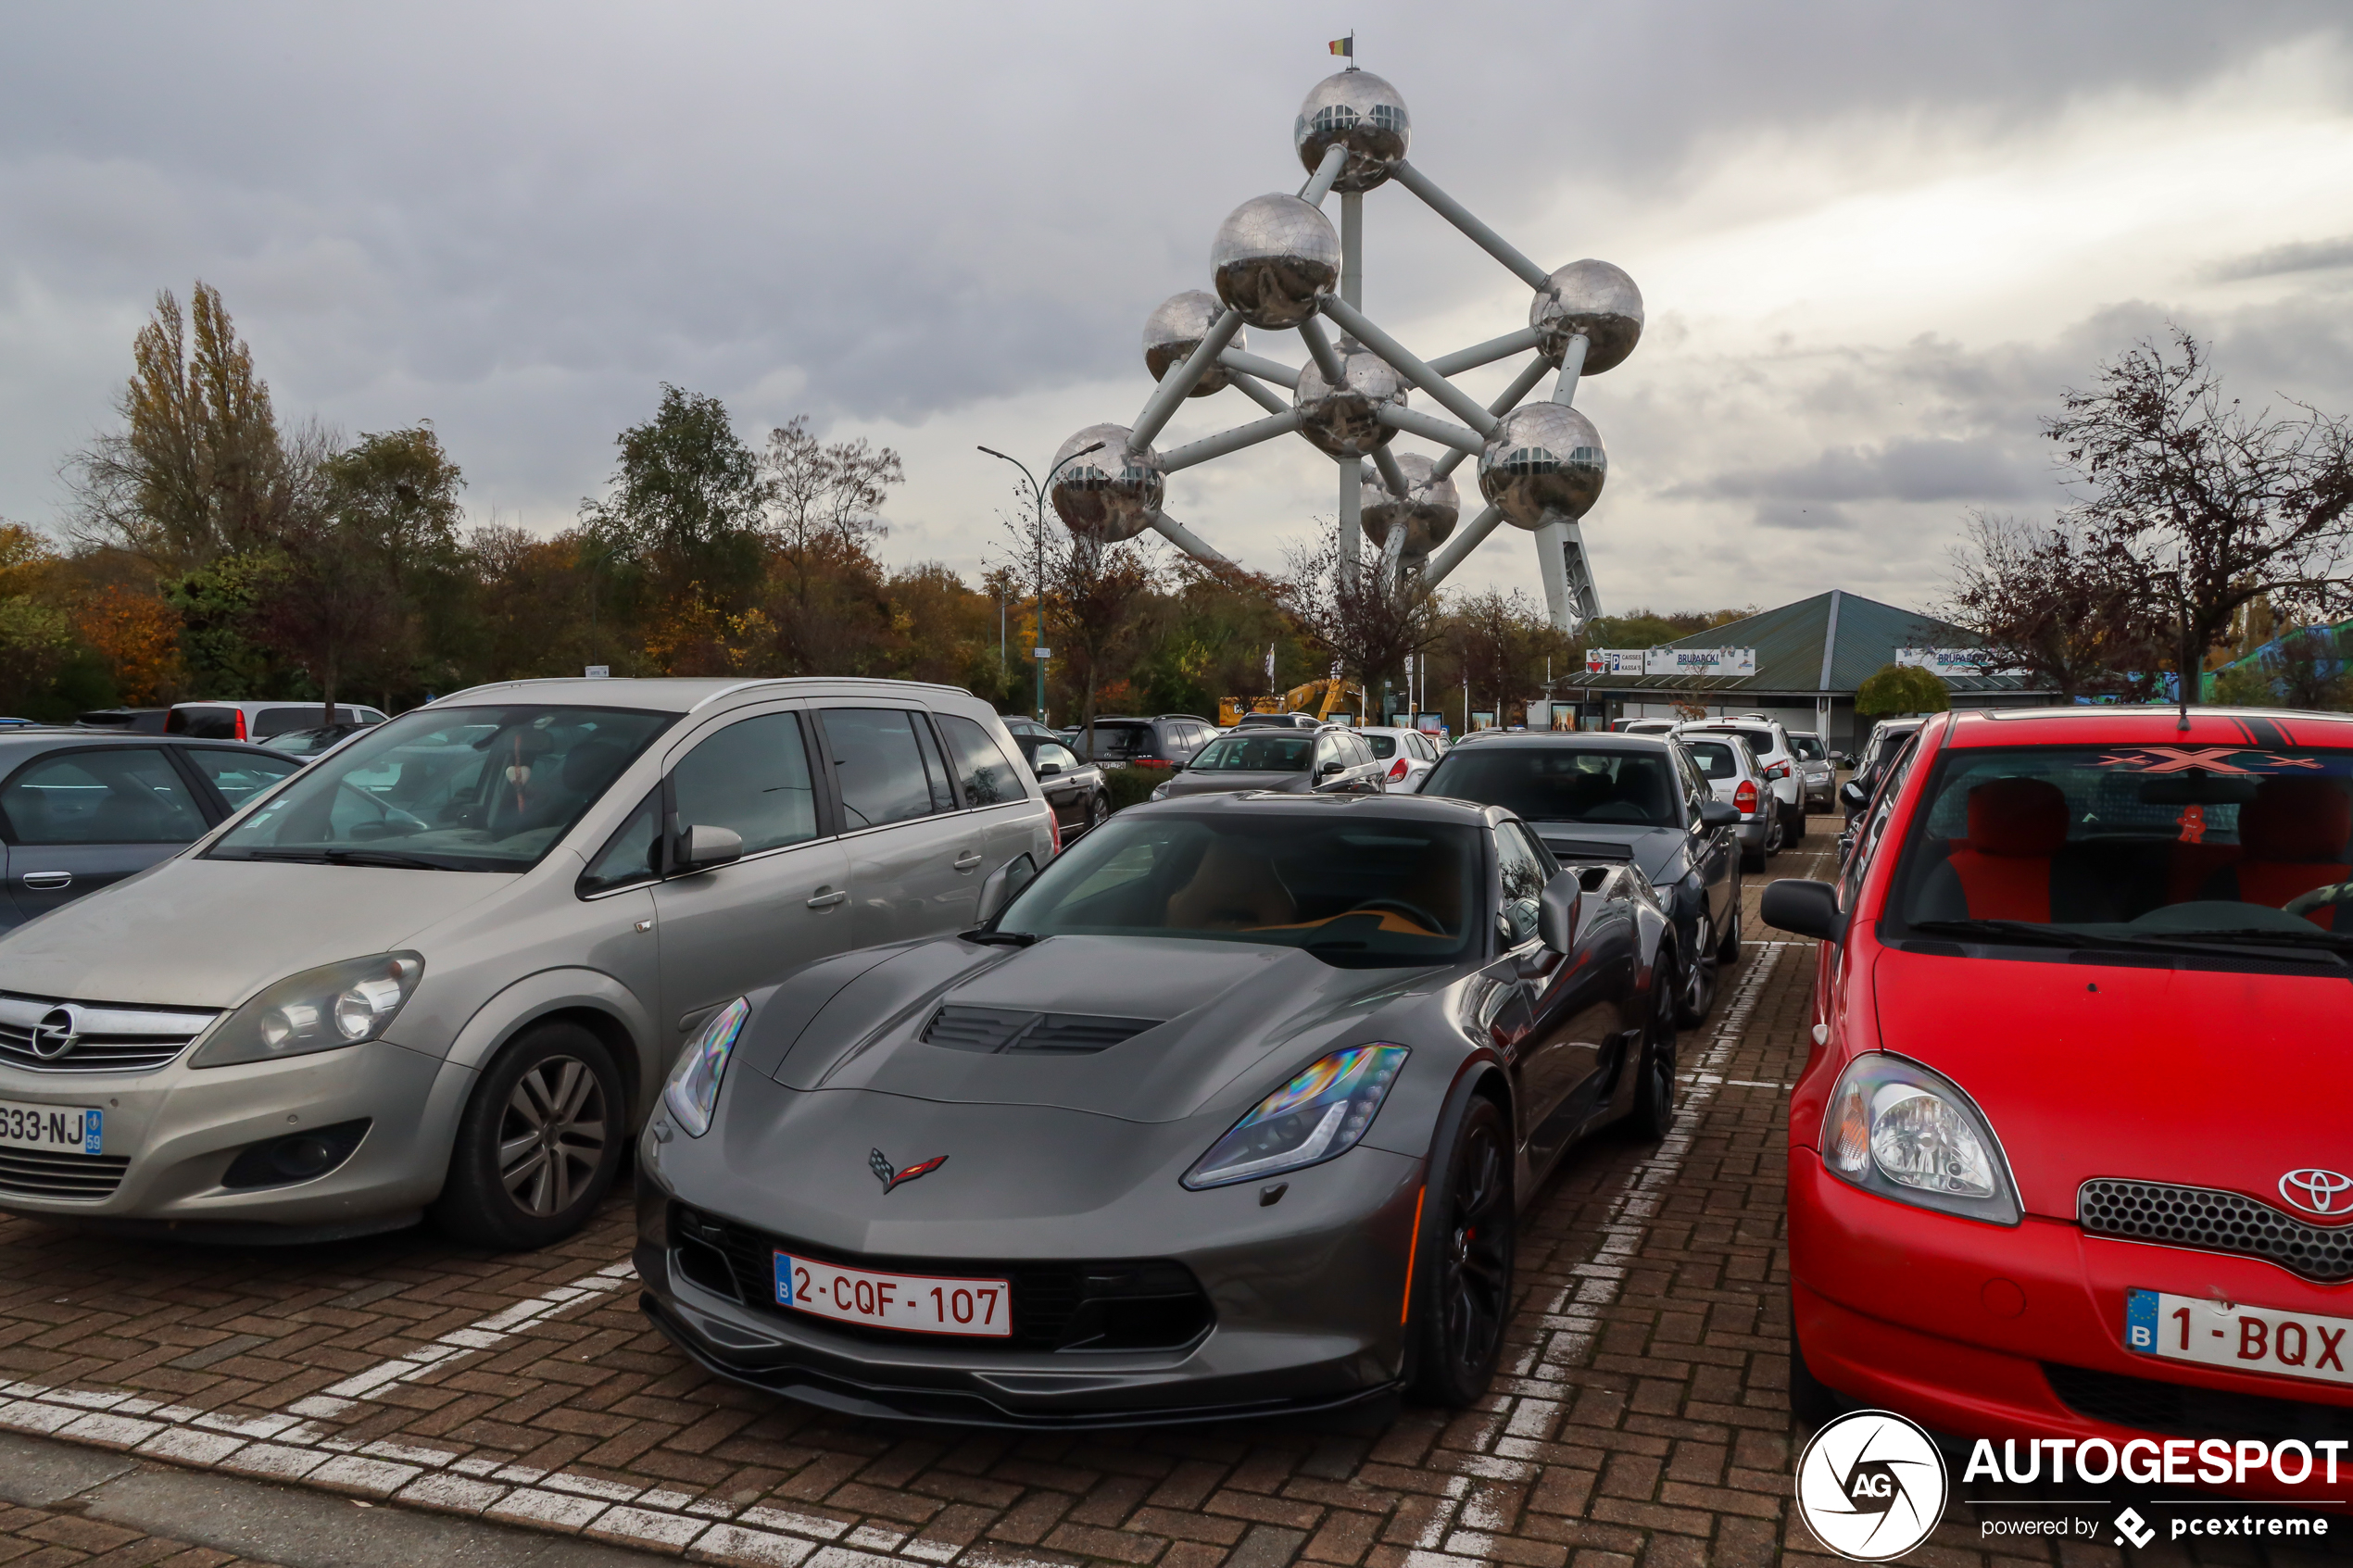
xmin=308 ymin=1259 xmax=638 ymax=1407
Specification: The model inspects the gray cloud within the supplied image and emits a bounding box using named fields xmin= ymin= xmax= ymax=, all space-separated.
xmin=2204 ymin=235 xmax=2353 ymax=282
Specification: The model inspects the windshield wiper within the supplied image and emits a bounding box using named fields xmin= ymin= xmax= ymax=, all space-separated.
xmin=244 ymin=847 xmax=460 ymax=872
xmin=1910 ymin=918 xmax=2342 ymax=964
xmin=2138 ymin=927 xmax=2353 ymax=957
xmin=1909 ymin=919 xmax=2102 ymax=948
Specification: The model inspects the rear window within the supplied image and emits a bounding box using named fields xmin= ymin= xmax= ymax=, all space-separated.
xmin=1424 ymin=746 xmax=1681 ymax=829
xmin=1076 ymin=722 xmax=1154 ymax=759
xmin=1692 ymin=727 xmax=1777 ymax=755
xmin=1367 ymin=735 xmax=1398 ymax=759
xmin=1192 ymin=734 xmax=1313 ymax=771
xmin=166 ymin=707 xmax=238 ymax=739
xmin=1684 ymin=741 xmax=1741 ymax=780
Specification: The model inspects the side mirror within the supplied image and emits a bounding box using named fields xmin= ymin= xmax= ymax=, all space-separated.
xmin=677 ymin=823 xmax=744 ymax=872
xmin=1761 ymin=878 xmax=1844 ymax=943
xmin=1839 ymin=780 xmax=1869 ymax=812
xmin=1037 ymin=762 xmax=1063 ymax=778
xmin=1698 ymin=799 xmax=1740 ymax=830
xmin=1315 ymin=759 xmax=1345 ymax=780
xmin=976 ymin=853 xmax=1038 ymax=922
xmin=1537 ymin=868 xmax=1581 ymax=953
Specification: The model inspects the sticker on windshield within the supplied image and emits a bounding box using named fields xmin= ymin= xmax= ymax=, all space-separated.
xmin=2093 ymin=746 xmax=2324 ymax=775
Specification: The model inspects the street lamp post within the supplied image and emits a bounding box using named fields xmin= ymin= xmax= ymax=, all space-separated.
xmin=979 ymin=441 xmax=1104 ymax=724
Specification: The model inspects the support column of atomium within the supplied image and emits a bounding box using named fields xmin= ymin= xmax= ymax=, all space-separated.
xmin=1038 ymin=66 xmax=1645 ymax=636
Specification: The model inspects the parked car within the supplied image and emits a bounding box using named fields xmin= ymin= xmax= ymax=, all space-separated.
xmin=1229 ymin=711 xmax=1323 ymax=732
xmin=1676 ymin=731 xmax=1780 ymax=872
xmin=1786 ymin=730 xmax=1836 ymax=811
xmin=1674 ymin=719 xmax=1806 ymax=847
xmin=1011 ymin=734 xmax=1109 ymax=840
xmin=0 ymin=733 xmax=302 ymax=933
xmin=1151 ymin=725 xmax=1386 ymax=801
xmin=637 ymin=789 xmax=1679 ymax=1425
xmin=1066 ymin=715 xmax=1218 ymax=771
xmin=1417 ymin=732 xmax=1743 ymax=1024
xmin=259 ymin=721 xmax=381 ymax=760
xmin=1000 ymin=717 xmax=1063 ymax=746
xmin=167 ymin=701 xmax=391 ymax=742
xmin=1357 ymin=725 xmax=1441 ymax=792
xmin=1612 ymin=718 xmax=1678 ymax=736
xmin=76 ymin=709 xmax=170 ymax=734
xmin=0 ymin=678 xmax=1053 ymax=1248
xmin=1838 ymin=717 xmax=1927 ymax=863
xmin=1765 ymin=706 xmax=2353 ymax=1497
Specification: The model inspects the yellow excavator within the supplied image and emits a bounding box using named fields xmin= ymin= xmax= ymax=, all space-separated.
xmin=1217 ymin=677 xmax=1365 ymax=729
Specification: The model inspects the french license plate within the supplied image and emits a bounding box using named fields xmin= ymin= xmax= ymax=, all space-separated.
xmin=0 ymin=1098 xmax=102 ymax=1155
xmin=2126 ymin=1288 xmax=2353 ymax=1389
xmin=774 ymin=1252 xmax=1012 ymax=1337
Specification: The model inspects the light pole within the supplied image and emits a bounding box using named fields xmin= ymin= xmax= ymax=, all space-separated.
xmin=979 ymin=441 xmax=1104 ymax=723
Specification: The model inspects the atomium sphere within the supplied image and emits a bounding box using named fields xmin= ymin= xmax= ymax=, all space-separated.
xmin=1359 ymin=453 xmax=1458 ymax=561
xmin=1211 ymin=194 xmax=1340 ymax=331
xmin=1292 ymin=335 xmax=1407 ymax=458
xmin=1529 ymin=259 xmax=1644 ymax=374
xmin=1478 ymin=403 xmax=1607 ymax=530
xmin=1142 ymin=291 xmax=1244 ymax=397
xmin=1049 ymin=424 xmax=1164 ymax=544
xmin=1293 ymin=69 xmax=1411 ymax=194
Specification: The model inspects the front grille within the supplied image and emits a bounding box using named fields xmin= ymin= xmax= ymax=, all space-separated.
xmin=674 ymin=1208 xmax=1212 ymax=1352
xmin=921 ymin=1006 xmax=1158 ymax=1056
xmin=0 ymin=1147 xmax=130 ymax=1199
xmin=0 ymin=993 xmax=219 ymax=1075
xmin=2045 ymin=1362 xmax=2353 ymax=1444
xmin=2080 ymin=1179 xmax=2353 ymax=1283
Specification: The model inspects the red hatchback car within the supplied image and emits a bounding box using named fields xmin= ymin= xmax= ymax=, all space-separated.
xmin=1764 ymin=707 xmax=2352 ymax=1486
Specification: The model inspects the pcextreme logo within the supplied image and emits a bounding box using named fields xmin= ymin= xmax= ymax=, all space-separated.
xmin=1794 ymin=1410 xmax=1949 ymax=1561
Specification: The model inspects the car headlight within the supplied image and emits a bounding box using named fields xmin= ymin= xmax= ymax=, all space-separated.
xmin=1821 ymin=1052 xmax=2019 ymax=1224
xmin=663 ymin=997 xmax=750 ymax=1137
xmin=1183 ymin=1045 xmax=1407 ymax=1189
xmin=1150 ymin=781 xmax=1173 ymax=800
xmin=191 ymin=952 xmax=424 ymax=1069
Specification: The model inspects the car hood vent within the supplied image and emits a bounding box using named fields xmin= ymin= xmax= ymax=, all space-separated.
xmin=922 ymin=1005 xmax=1160 ymax=1056
xmin=1539 ymin=837 xmax=1634 ymax=862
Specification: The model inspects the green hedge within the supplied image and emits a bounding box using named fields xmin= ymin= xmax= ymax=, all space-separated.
xmin=1103 ymin=767 xmax=1164 ymax=811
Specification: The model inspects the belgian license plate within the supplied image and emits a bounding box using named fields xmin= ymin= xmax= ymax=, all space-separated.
xmin=774 ymin=1252 xmax=1012 ymax=1337
xmin=0 ymin=1098 xmax=102 ymax=1155
xmin=2126 ymin=1288 xmax=2353 ymax=1389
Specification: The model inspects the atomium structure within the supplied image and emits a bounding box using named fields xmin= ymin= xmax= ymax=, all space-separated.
xmin=1046 ymin=64 xmax=1642 ymax=630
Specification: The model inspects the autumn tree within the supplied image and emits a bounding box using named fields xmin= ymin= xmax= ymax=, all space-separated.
xmin=1444 ymin=587 xmax=1571 ymax=724
xmin=761 ymin=416 xmax=904 ymax=672
xmin=1944 ymin=511 xmax=2169 ymax=701
xmin=1277 ymin=521 xmax=1444 ymax=716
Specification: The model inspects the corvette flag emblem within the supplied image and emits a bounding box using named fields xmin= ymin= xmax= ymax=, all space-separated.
xmin=870 ymin=1148 xmax=949 ymax=1193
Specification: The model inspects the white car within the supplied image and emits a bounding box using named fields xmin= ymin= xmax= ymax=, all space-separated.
xmin=1674 ymin=719 xmax=1806 ymax=847
xmin=1674 ymin=731 xmax=1779 ymax=872
xmin=1356 ymin=725 xmax=1442 ymax=791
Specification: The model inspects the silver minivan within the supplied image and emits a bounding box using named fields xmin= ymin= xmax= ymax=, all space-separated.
xmin=0 ymin=678 xmax=1052 ymax=1247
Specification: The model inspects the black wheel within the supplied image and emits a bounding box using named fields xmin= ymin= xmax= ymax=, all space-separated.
xmin=432 ymin=1022 xmax=625 ymax=1249
xmin=1717 ymin=884 xmax=1744 ymax=967
xmin=1674 ymin=912 xmax=1718 ymax=1027
xmin=1741 ymin=841 xmax=1767 ymax=874
xmin=1784 ymin=802 xmax=1807 ymax=847
xmin=1791 ymin=1291 xmax=1845 ymax=1432
xmin=1087 ymin=793 xmax=1111 ymax=829
xmin=1627 ymin=960 xmax=1678 ymax=1138
xmin=1762 ymin=811 xmax=1786 ymax=860
xmin=1406 ymin=1096 xmax=1515 ymax=1406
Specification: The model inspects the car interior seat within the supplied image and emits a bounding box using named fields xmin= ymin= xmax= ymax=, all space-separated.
xmin=2199 ymin=776 xmax=2353 ymax=928
xmin=1165 ymin=841 xmax=1299 ymax=929
xmin=1927 ymin=777 xmax=2070 ymax=922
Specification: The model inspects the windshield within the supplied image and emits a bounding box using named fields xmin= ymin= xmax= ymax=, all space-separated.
xmin=1423 ymin=746 xmax=1680 ymax=827
xmin=1884 ymin=743 xmax=2353 ymax=958
xmin=998 ymin=812 xmax=1478 ymax=968
xmin=1791 ymin=734 xmax=1826 ymax=760
xmin=1190 ymin=734 xmax=1313 ymax=772
xmin=210 ymin=705 xmax=673 ymax=872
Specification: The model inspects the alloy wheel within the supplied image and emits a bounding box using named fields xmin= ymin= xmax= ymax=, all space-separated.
xmin=496 ymin=1055 xmax=608 ymax=1216
xmin=1437 ymin=1117 xmax=1512 ymax=1381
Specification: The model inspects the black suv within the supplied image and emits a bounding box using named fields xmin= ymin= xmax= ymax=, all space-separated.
xmin=1065 ymin=714 xmax=1218 ymax=771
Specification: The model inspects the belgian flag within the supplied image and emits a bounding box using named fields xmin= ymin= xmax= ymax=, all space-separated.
xmin=1328 ymin=35 xmax=1353 ymax=57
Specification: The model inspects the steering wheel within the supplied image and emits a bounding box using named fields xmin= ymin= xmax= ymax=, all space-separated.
xmin=2284 ymin=881 xmax=2353 ymax=920
xmin=1345 ymin=897 xmax=1446 ymax=935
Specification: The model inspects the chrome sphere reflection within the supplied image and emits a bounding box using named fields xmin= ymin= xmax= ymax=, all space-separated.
xmin=1211 ymin=194 xmax=1341 ymax=331
xmin=1142 ymin=290 xmax=1243 ymax=396
xmin=1478 ymin=404 xmax=1607 ymax=529
xmin=1292 ymin=335 xmax=1407 ymax=458
xmin=1360 ymin=453 xmax=1458 ymax=561
xmin=1529 ymin=259 xmax=1644 ymax=373
xmin=1049 ymin=424 xmax=1164 ymax=544
xmin=1293 ymin=69 xmax=1411 ymax=194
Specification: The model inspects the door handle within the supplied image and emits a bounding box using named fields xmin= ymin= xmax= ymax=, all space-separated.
xmin=20 ymin=872 xmax=70 ymax=891
xmin=806 ymin=888 xmax=847 ymax=909
xmin=952 ymin=852 xmax=984 ymax=871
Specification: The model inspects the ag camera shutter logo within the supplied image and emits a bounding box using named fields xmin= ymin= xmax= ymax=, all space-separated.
xmin=1795 ymin=1410 xmax=1949 ymax=1561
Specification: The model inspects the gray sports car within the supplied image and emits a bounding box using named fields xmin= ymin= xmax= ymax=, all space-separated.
xmin=635 ymin=791 xmax=1679 ymax=1427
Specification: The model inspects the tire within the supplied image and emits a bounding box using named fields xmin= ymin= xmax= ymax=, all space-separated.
xmin=1088 ymin=793 xmax=1111 ymax=829
xmin=1783 ymin=802 xmax=1807 ymax=847
xmin=1406 ymin=1095 xmax=1516 ymax=1407
xmin=1762 ymin=811 xmax=1786 ymax=860
xmin=432 ymin=1022 xmax=626 ymax=1249
xmin=1627 ymin=960 xmax=1678 ymax=1139
xmin=1717 ymin=883 xmax=1743 ymax=968
xmin=1674 ymin=913 xmax=1717 ymax=1027
xmin=1741 ymin=837 xmax=1768 ymax=874
xmin=1790 ymin=1291 xmax=1846 ymax=1432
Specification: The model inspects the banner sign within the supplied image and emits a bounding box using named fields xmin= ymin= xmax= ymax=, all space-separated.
xmin=1584 ymin=648 xmax=1646 ymax=675
xmin=1896 ymin=647 xmax=2028 ymax=677
xmin=1642 ymin=646 xmax=1757 ymax=678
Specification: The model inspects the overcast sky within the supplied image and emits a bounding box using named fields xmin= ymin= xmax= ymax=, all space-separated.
xmin=5 ymin=1 xmax=2351 ymax=617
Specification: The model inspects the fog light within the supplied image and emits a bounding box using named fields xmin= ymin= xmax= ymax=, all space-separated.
xmin=220 ymin=1119 xmax=371 ymax=1190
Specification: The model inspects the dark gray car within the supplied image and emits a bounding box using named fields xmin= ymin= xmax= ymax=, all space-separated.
xmin=0 ymin=732 xmax=300 ymax=929
xmin=635 ymin=791 xmax=1677 ymax=1427
xmin=1152 ymin=726 xmax=1385 ymax=801
xmin=1417 ymin=734 xmax=1743 ymax=1025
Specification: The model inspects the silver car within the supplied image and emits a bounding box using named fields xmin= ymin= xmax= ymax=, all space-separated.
xmin=1674 ymin=732 xmax=1779 ymax=872
xmin=0 ymin=679 xmax=1053 ymax=1248
xmin=1150 ymin=725 xmax=1387 ymax=801
xmin=1786 ymin=730 xmax=1836 ymax=811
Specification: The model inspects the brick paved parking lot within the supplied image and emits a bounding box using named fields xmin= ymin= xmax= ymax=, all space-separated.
xmin=0 ymin=817 xmax=2335 ymax=1566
